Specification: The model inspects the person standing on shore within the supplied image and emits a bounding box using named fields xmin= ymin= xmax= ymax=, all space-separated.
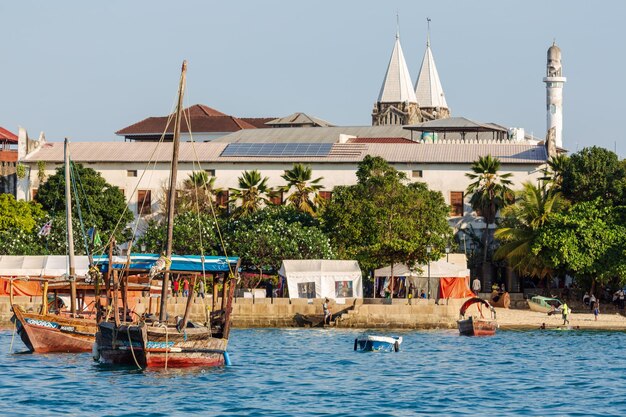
xmin=183 ymin=277 xmax=190 ymax=297
xmin=562 ymin=302 xmax=570 ymax=325
xmin=593 ymin=301 xmax=600 ymax=321
xmin=198 ymin=279 xmax=205 ymax=299
xmin=472 ymin=278 xmax=481 ymax=295
xmin=323 ymin=298 xmax=332 ymax=325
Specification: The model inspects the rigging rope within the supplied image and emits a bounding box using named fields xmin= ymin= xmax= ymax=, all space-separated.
xmin=70 ymin=161 xmax=91 ymax=258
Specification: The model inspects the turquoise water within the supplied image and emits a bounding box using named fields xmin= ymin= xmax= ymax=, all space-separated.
xmin=0 ymin=327 xmax=625 ymax=416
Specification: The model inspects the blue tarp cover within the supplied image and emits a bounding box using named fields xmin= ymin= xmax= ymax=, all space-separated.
xmin=93 ymin=254 xmax=238 ymax=273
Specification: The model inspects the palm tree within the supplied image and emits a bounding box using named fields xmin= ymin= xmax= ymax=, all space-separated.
xmin=230 ymin=170 xmax=274 ymax=217
xmin=160 ymin=171 xmax=221 ymax=214
xmin=280 ymin=164 xmax=324 ymax=215
xmin=540 ymin=154 xmax=569 ymax=191
xmin=465 ymin=155 xmax=514 ymax=262
xmin=495 ymin=182 xmax=568 ymax=281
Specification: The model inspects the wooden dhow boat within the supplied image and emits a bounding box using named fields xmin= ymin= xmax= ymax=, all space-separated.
xmin=457 ymin=297 xmax=497 ymax=336
xmin=9 ymin=139 xmax=100 ymax=353
xmin=95 ymin=61 xmax=240 ymax=369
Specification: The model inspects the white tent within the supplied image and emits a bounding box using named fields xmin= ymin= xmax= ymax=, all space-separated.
xmin=374 ymin=261 xmax=469 ymax=278
xmin=278 ymin=259 xmax=363 ymax=299
xmin=0 ymin=255 xmax=90 ymax=278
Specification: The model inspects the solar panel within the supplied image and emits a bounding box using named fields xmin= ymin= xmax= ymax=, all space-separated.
xmin=221 ymin=143 xmax=333 ymax=157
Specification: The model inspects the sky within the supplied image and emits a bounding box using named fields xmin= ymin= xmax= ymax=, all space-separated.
xmin=1 ymin=1 xmax=624 ymax=157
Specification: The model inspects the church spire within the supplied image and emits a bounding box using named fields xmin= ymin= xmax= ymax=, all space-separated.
xmin=372 ymin=25 xmax=419 ymax=126
xmin=376 ymin=31 xmax=417 ymax=104
xmin=414 ymin=19 xmax=450 ymax=120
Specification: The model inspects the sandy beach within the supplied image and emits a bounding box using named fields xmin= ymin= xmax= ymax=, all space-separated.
xmin=496 ymin=307 xmax=626 ymax=330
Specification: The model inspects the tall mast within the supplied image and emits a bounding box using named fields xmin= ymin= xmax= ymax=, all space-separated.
xmin=64 ymin=138 xmax=77 ymax=315
xmin=159 ymin=60 xmax=187 ymax=322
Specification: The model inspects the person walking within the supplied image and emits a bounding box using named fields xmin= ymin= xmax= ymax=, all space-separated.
xmin=198 ymin=279 xmax=205 ymax=299
xmin=561 ymin=302 xmax=570 ymax=325
xmin=472 ymin=277 xmax=481 ymax=295
xmin=593 ymin=300 xmax=600 ymax=321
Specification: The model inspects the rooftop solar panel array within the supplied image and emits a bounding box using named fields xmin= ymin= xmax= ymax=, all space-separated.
xmin=220 ymin=143 xmax=333 ymax=157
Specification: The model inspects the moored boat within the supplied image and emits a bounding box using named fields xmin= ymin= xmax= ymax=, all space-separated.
xmin=527 ymin=295 xmax=562 ymax=314
xmin=457 ymin=297 xmax=497 ymax=336
xmin=354 ymin=335 xmax=402 ymax=352
xmin=11 ymin=305 xmax=96 ymax=353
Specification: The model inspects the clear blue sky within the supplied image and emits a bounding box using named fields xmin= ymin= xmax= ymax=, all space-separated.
xmin=1 ymin=1 xmax=623 ymax=156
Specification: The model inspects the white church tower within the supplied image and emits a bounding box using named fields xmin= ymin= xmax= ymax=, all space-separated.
xmin=543 ymin=42 xmax=566 ymax=148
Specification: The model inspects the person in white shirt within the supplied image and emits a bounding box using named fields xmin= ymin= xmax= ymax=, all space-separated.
xmin=472 ymin=278 xmax=481 ymax=295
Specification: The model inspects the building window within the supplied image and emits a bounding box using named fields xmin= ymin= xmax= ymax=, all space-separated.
xmin=137 ymin=190 xmax=152 ymax=215
xmin=412 ymin=170 xmax=423 ymax=178
xmin=127 ymin=170 xmax=137 ymax=177
xmin=450 ymin=191 xmax=464 ymax=217
xmin=216 ymin=190 xmax=229 ymax=208
xmin=205 ymin=169 xmax=215 ymax=177
xmin=270 ymin=191 xmax=283 ymax=205
xmin=319 ymin=191 xmax=333 ymax=201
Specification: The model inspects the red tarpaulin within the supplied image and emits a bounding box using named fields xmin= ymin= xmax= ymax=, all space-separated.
xmin=438 ymin=277 xmax=474 ymax=299
xmin=0 ymin=279 xmax=42 ymax=296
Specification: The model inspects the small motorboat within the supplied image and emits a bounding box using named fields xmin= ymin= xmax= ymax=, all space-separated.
xmin=457 ymin=297 xmax=497 ymax=336
xmin=354 ymin=335 xmax=402 ymax=352
xmin=527 ymin=295 xmax=562 ymax=314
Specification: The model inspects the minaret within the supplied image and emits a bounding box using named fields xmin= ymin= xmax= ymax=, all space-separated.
xmin=414 ymin=19 xmax=450 ymax=121
xmin=372 ymin=26 xmax=419 ymax=126
xmin=543 ymin=42 xmax=566 ymax=148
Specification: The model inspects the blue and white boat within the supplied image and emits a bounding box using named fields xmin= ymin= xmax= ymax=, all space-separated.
xmin=354 ymin=335 xmax=402 ymax=352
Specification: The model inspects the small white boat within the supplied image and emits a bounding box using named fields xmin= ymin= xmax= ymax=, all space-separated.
xmin=353 ymin=335 xmax=402 ymax=352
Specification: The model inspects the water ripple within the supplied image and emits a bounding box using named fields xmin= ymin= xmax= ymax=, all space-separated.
xmin=1 ymin=328 xmax=625 ymax=416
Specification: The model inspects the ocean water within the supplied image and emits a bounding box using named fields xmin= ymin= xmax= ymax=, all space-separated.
xmin=0 ymin=327 xmax=624 ymax=417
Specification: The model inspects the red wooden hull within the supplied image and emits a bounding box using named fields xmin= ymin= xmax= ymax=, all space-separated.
xmin=96 ymin=321 xmax=228 ymax=368
xmin=458 ymin=317 xmax=497 ymax=336
xmin=12 ymin=306 xmax=96 ymax=353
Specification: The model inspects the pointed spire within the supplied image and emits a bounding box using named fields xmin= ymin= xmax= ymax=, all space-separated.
xmin=377 ymin=30 xmax=417 ymax=104
xmin=414 ymin=20 xmax=448 ymax=109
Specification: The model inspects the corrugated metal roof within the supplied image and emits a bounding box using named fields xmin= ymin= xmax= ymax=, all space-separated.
xmin=24 ymin=141 xmax=547 ymax=164
xmin=266 ymin=112 xmax=334 ymax=127
xmin=214 ymin=125 xmax=413 ymax=143
xmin=0 ymin=126 xmax=18 ymax=143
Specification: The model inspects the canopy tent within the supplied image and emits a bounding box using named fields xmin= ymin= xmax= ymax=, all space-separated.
xmin=374 ymin=260 xmax=473 ymax=299
xmin=0 ymin=255 xmax=90 ymax=278
xmin=278 ymin=260 xmax=363 ymax=299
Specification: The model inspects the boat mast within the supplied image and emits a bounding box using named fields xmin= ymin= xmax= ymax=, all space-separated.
xmin=64 ymin=138 xmax=77 ymax=315
xmin=159 ymin=60 xmax=187 ymax=322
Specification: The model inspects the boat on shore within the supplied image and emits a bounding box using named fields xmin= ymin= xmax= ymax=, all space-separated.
xmin=527 ymin=295 xmax=562 ymax=314
xmin=354 ymin=335 xmax=402 ymax=352
xmin=457 ymin=297 xmax=497 ymax=336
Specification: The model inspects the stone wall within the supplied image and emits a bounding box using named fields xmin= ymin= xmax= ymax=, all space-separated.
xmin=0 ymin=295 xmax=488 ymax=329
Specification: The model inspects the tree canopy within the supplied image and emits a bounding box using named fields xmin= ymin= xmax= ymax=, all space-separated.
xmin=36 ymin=162 xmax=133 ymax=244
xmin=321 ymin=155 xmax=451 ymax=273
xmin=561 ymin=146 xmax=626 ymax=206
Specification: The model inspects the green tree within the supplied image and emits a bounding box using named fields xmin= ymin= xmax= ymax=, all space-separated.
xmin=0 ymin=194 xmax=47 ymax=255
xmin=166 ymin=171 xmax=222 ymax=214
xmin=280 ymin=163 xmax=324 ymax=215
xmin=137 ymin=211 xmax=225 ymax=255
xmin=36 ymin=162 xmax=133 ymax=245
xmin=535 ymin=200 xmax=626 ymax=289
xmin=229 ymin=170 xmax=274 ymax=218
xmin=223 ymin=206 xmax=332 ymax=287
xmin=322 ymin=156 xmax=451 ymax=278
xmin=465 ymin=155 xmax=514 ymax=262
xmin=494 ymin=182 xmax=569 ymax=281
xmin=561 ymin=146 xmax=626 ymax=206
xmin=540 ymin=154 xmax=569 ymax=191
